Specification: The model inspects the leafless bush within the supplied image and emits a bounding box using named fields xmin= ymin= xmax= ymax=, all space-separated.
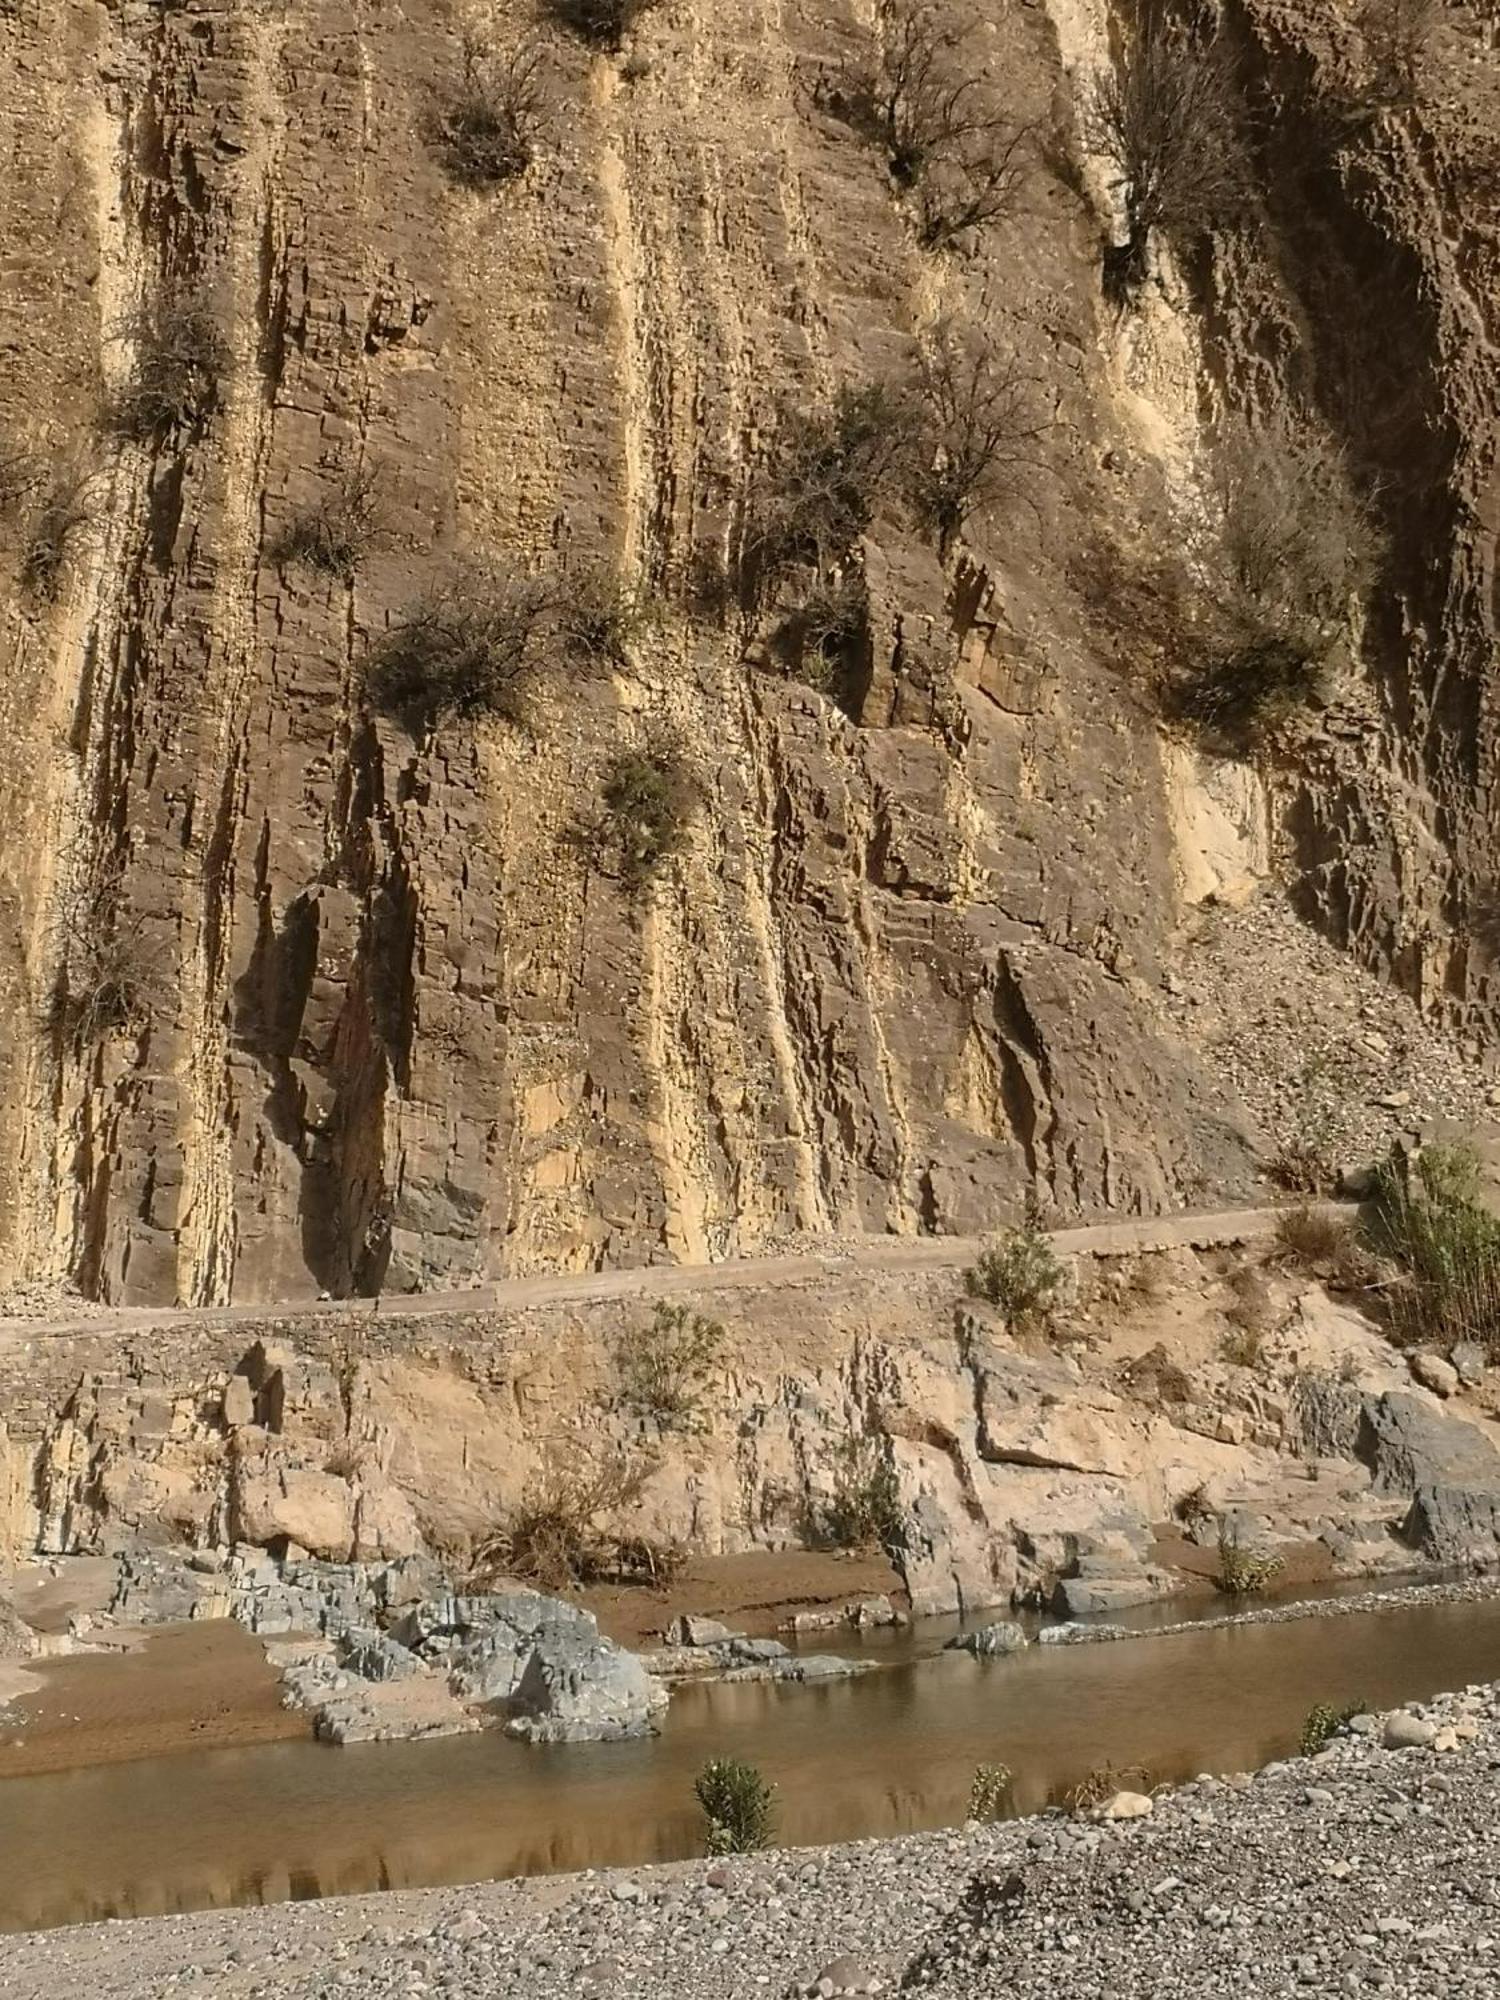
xmin=268 ymin=466 xmax=382 ymax=583
xmin=547 ymin=0 xmax=655 ymax=52
xmin=429 ymin=42 xmax=544 ymax=187
xmin=365 ymin=566 xmax=559 ymax=733
xmin=1093 ymin=9 xmax=1253 ymax=293
xmin=20 ymin=471 xmax=94 ymax=602
xmin=556 ymin=563 xmax=648 ymax=669
xmin=1360 ymin=0 xmax=1440 ymax=104
xmin=47 ymin=857 xmax=156 ymax=1044
xmin=870 ymin=0 xmax=1031 ymax=247
xmin=108 ymin=297 xmax=229 ymax=442
xmin=910 ymin=327 xmax=1050 ymax=559
xmin=737 ymin=380 xmax=920 ymax=609
xmin=1177 ymin=412 xmax=1383 ymax=738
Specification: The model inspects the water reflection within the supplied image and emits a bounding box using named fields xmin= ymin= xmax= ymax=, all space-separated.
xmin=4 ymin=1592 xmax=1500 ymax=1934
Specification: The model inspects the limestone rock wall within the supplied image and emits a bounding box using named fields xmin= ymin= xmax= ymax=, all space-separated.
xmin=0 ymin=0 xmax=1494 ymax=1305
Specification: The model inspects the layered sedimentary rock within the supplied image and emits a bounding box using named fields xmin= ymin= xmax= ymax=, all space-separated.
xmin=0 ymin=0 xmax=1494 ymax=1306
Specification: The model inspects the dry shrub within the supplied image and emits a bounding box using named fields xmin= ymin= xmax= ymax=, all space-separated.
xmin=470 ymin=1446 xmax=677 ymax=1590
xmin=871 ymin=0 xmax=1032 ymax=247
xmin=430 ymin=42 xmax=544 ymax=187
xmin=548 ymin=0 xmax=655 ymax=51
xmin=1359 ymin=0 xmax=1439 ymax=105
xmin=20 ymin=471 xmax=94 ymax=602
xmin=737 ymin=381 xmax=920 ymax=609
xmin=1093 ymin=7 xmax=1253 ymax=294
xmin=557 ymin=564 xmax=648 ymax=669
xmin=108 ymin=297 xmax=229 ymax=442
xmin=773 ymin=572 xmax=871 ymax=701
xmin=1215 ymin=1528 xmax=1283 ymax=1595
xmin=1219 ymin=1322 xmax=1264 ymax=1369
xmin=1061 ymin=1761 xmax=1150 ymax=1814
xmin=1273 ymin=1203 xmax=1363 ymax=1283
xmin=365 ymin=566 xmax=558 ymax=734
xmin=1116 ymin=1341 xmax=1191 ymax=1406
xmin=911 ymin=324 xmax=1050 ymax=559
xmin=1176 ymin=413 xmax=1382 ymax=739
xmin=268 ymin=467 xmax=381 ymax=583
xmin=47 ymin=856 xmax=156 ymax=1045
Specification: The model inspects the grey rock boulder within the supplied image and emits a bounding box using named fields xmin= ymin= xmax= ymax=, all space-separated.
xmin=1410 ymin=1352 xmax=1460 ymax=1398
xmin=1356 ymin=1391 xmax=1500 ymax=1498
xmin=1402 ymin=1483 xmax=1500 ymax=1563
xmin=1383 ymin=1710 xmax=1437 ymax=1750
xmin=505 ymin=1634 xmax=662 ymax=1743
xmin=339 ymin=1627 xmax=424 ymax=1683
xmin=950 ymin=1619 xmax=1028 ymax=1657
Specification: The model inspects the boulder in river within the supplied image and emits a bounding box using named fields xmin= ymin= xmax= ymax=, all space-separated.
xmin=949 ymin=1620 xmax=1028 ymax=1657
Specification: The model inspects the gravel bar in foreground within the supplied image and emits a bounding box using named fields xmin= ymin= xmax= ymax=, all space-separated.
xmin=4 ymin=1683 xmax=1500 ymax=1998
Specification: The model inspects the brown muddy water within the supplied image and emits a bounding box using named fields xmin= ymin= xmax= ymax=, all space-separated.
xmin=4 ymin=1591 xmax=1500 ymax=1934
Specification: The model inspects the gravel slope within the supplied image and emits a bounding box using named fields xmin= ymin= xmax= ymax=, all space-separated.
xmin=3 ymin=1684 xmax=1499 ymax=1998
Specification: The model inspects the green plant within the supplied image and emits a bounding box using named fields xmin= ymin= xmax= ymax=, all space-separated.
xmin=776 ymin=573 xmax=870 ymax=700
xmin=1368 ymin=1144 xmax=1500 ymax=1353
xmin=964 ymin=1218 xmax=1062 ymax=1334
xmin=910 ymin=327 xmax=1049 ymax=560
xmin=615 ymin=1300 xmax=724 ymax=1432
xmin=820 ymin=1431 xmax=904 ymax=1552
xmin=599 ymin=744 xmax=695 ymax=889
xmin=1092 ymin=6 xmax=1253 ymax=295
xmin=365 ymin=568 xmax=555 ymax=733
xmin=548 ymin=0 xmax=655 ymax=51
xmin=108 ymin=298 xmax=229 ymax=441
xmin=268 ymin=467 xmax=381 ymax=582
xmin=1215 ymin=1528 xmax=1284 ymax=1596
xmin=430 ymin=42 xmax=544 ymax=187
xmin=1299 ymin=1699 xmax=1363 ymax=1756
xmin=695 ymin=1758 xmax=776 ymax=1855
xmin=967 ymin=1762 xmax=1012 ymax=1822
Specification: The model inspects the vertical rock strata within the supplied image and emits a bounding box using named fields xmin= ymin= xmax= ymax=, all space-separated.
xmin=0 ymin=0 xmax=1492 ymax=1303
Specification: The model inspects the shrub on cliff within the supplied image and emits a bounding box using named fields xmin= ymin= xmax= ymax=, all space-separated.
xmin=1092 ymin=8 xmax=1253 ymax=294
xmin=268 ymin=467 xmax=382 ymax=584
xmin=615 ymin=1301 xmax=724 ymax=1433
xmin=910 ymin=325 xmax=1050 ymax=560
xmin=965 ymin=1217 xmax=1062 ymax=1335
xmin=430 ymin=43 xmax=544 ymax=187
xmin=108 ymin=299 xmax=229 ymax=442
xmin=598 ymin=744 xmax=696 ymax=889
xmin=695 ymin=1759 xmax=776 ymax=1855
xmin=863 ymin=1 xmax=1033 ymax=249
xmin=1178 ymin=413 xmax=1383 ymax=740
xmin=365 ymin=568 xmax=556 ymax=733
xmin=737 ymin=381 xmax=920 ymax=609
xmin=20 ymin=471 xmax=94 ymax=602
xmin=548 ymin=0 xmax=655 ymax=52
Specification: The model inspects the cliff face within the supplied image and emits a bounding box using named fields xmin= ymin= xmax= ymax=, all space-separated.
xmin=0 ymin=0 xmax=1493 ymax=1306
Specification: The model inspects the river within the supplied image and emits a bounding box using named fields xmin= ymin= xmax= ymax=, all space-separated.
xmin=4 ymin=1587 xmax=1499 ymax=1933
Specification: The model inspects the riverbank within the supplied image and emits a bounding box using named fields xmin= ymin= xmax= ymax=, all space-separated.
xmin=2 ymin=1673 xmax=1498 ymax=1997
